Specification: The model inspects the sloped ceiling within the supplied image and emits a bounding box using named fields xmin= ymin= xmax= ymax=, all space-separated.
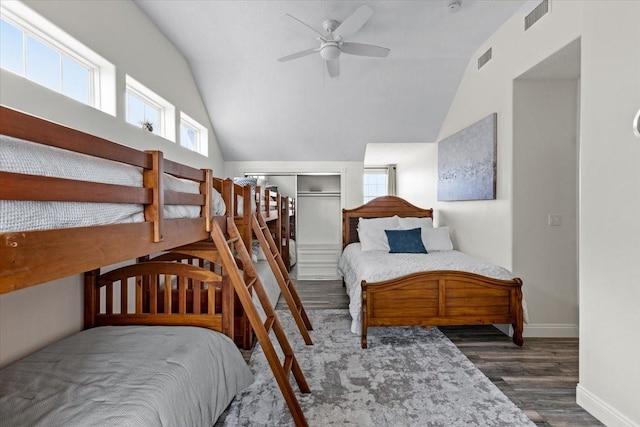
xmin=134 ymin=1 xmax=527 ymax=162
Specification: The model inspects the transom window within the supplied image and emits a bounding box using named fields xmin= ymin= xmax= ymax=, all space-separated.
xmin=0 ymin=2 xmax=115 ymax=114
xmin=180 ymin=112 xmax=208 ymax=156
xmin=126 ymin=75 xmax=175 ymax=141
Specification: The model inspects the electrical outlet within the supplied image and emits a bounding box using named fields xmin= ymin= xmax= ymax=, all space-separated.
xmin=548 ymin=214 xmax=561 ymax=226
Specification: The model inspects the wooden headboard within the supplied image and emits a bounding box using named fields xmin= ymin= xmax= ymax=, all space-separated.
xmin=342 ymin=196 xmax=433 ymax=248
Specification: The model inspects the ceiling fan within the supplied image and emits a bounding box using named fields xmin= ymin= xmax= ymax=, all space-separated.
xmin=278 ymin=4 xmax=390 ymax=78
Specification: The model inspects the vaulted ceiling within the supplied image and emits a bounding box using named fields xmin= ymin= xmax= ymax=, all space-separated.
xmin=135 ymin=1 xmax=529 ymax=162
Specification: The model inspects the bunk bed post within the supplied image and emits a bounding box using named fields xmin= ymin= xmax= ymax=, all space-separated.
xmin=201 ymin=169 xmax=213 ymax=232
xmin=222 ymin=179 xmax=233 ymax=218
xmin=84 ymin=269 xmax=99 ymax=329
xmin=143 ymin=150 xmax=164 ymax=242
xmin=281 ymin=196 xmax=291 ymax=270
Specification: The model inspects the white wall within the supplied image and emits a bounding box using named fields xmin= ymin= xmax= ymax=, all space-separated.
xmin=435 ymin=1 xmax=639 ymax=425
xmin=513 ymin=79 xmax=579 ymax=336
xmin=0 ymin=0 xmax=223 ymax=366
xmin=363 ymin=143 xmax=438 ymax=219
xmin=577 ymin=2 xmax=640 ymax=426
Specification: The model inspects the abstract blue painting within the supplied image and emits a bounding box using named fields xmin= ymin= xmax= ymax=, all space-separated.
xmin=437 ymin=113 xmax=497 ymax=201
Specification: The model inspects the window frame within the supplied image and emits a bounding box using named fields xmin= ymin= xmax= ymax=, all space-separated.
xmin=125 ymin=75 xmax=175 ymax=142
xmin=179 ymin=111 xmax=209 ymax=157
xmin=0 ymin=1 xmax=115 ymax=115
xmin=363 ymin=165 xmax=396 ymax=204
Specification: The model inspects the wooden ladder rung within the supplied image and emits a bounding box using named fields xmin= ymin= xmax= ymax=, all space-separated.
xmin=264 ymin=315 xmax=276 ymax=332
xmin=245 ymin=276 xmax=257 ymax=290
xmin=282 ymin=355 xmax=294 ymax=376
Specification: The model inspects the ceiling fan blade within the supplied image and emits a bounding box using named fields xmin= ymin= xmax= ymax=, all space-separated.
xmin=326 ymin=58 xmax=339 ymax=78
xmin=285 ymin=13 xmax=326 ymax=40
xmin=278 ymin=47 xmax=320 ymax=62
xmin=333 ymin=4 xmax=373 ymax=40
xmin=340 ymin=42 xmax=390 ymax=58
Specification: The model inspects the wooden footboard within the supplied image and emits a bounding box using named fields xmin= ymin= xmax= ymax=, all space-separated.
xmin=361 ymin=270 xmax=524 ymax=348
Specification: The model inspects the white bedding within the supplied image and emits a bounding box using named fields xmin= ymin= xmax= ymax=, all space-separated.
xmin=289 ymin=239 xmax=297 ymax=267
xmin=0 ymin=325 xmax=253 ymax=427
xmin=0 ymin=135 xmax=226 ymax=232
xmin=338 ymin=243 xmax=527 ymax=334
xmin=252 ymin=260 xmax=281 ymax=322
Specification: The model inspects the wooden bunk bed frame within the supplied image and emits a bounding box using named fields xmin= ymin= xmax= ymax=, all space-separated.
xmin=1 ymin=106 xmax=212 ymax=294
xmin=230 ymin=181 xmax=301 ymax=347
xmin=280 ymin=195 xmax=296 ymax=271
xmin=0 ymin=106 xmax=311 ymax=427
xmin=342 ymin=196 xmax=524 ymax=349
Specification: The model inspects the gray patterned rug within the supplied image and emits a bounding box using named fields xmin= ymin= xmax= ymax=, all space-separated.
xmin=223 ymin=309 xmax=534 ymax=427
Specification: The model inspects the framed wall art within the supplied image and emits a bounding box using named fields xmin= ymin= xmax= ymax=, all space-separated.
xmin=437 ymin=113 xmax=497 ymax=201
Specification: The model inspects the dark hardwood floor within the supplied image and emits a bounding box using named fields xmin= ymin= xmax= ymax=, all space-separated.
xmin=278 ymin=279 xmax=603 ymax=427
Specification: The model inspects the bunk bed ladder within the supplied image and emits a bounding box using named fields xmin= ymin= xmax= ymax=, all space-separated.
xmin=253 ymin=213 xmax=314 ymax=345
xmin=211 ymin=217 xmax=310 ymax=427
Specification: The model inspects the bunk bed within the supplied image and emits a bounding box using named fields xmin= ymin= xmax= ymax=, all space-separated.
xmin=281 ymin=195 xmax=297 ymax=271
xmin=339 ymin=196 xmax=525 ymax=349
xmin=0 ymin=106 xmax=310 ymax=426
xmin=230 ymin=179 xmax=302 ymax=347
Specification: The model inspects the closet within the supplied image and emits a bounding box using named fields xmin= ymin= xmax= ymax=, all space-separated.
xmin=296 ymin=174 xmax=342 ymax=279
xmin=248 ymin=173 xmax=343 ymax=280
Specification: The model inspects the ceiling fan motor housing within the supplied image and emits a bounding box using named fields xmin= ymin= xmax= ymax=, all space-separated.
xmin=320 ymin=41 xmax=341 ymax=60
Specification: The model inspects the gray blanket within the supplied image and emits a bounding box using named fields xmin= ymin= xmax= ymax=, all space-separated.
xmin=0 ymin=326 xmax=253 ymax=427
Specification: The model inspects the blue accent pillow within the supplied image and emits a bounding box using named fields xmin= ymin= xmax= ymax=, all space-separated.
xmin=384 ymin=228 xmax=428 ymax=254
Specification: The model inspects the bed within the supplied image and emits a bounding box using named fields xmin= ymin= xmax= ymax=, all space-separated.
xmin=0 ymin=106 xmax=310 ymax=425
xmin=1 ymin=262 xmax=254 ymax=427
xmin=339 ymin=196 xmax=524 ymax=349
xmin=0 ymin=106 xmax=310 ymax=426
xmin=230 ymin=178 xmax=301 ymax=347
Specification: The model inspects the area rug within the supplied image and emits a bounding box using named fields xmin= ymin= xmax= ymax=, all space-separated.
xmin=223 ymin=309 xmax=534 ymax=427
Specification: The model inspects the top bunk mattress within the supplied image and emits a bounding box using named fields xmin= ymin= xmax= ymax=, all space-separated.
xmin=0 ymin=325 xmax=254 ymax=427
xmin=0 ymin=135 xmax=226 ymax=232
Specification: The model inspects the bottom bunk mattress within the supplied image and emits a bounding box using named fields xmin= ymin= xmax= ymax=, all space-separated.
xmin=339 ymin=243 xmax=529 ymax=334
xmin=0 ymin=325 xmax=254 ymax=427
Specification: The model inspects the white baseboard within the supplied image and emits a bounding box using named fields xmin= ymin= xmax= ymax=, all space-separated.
xmin=494 ymin=323 xmax=579 ymax=338
xmin=576 ymin=384 xmax=639 ymax=427
xmin=523 ymin=323 xmax=579 ymax=338
xmin=296 ymin=273 xmax=342 ymax=280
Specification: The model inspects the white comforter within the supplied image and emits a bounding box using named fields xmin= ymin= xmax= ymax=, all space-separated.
xmin=0 ymin=135 xmax=226 ymax=232
xmin=338 ymin=243 xmax=524 ymax=334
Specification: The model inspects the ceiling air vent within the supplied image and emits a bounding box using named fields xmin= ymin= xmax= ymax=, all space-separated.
xmin=478 ymin=47 xmax=492 ymax=70
xmin=525 ymin=0 xmax=550 ymax=31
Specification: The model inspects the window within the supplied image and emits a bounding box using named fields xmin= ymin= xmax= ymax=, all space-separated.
xmin=363 ymin=165 xmax=396 ymax=203
xmin=180 ymin=112 xmax=208 ymax=156
xmin=126 ymin=75 xmax=175 ymax=141
xmin=0 ymin=2 xmax=115 ymax=115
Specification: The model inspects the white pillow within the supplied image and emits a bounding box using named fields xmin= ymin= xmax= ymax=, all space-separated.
xmin=398 ymin=216 xmax=434 ymax=249
xmin=398 ymin=216 xmax=433 ymax=230
xmin=357 ymin=216 xmax=399 ymax=251
xmin=423 ymin=226 xmax=453 ymax=251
